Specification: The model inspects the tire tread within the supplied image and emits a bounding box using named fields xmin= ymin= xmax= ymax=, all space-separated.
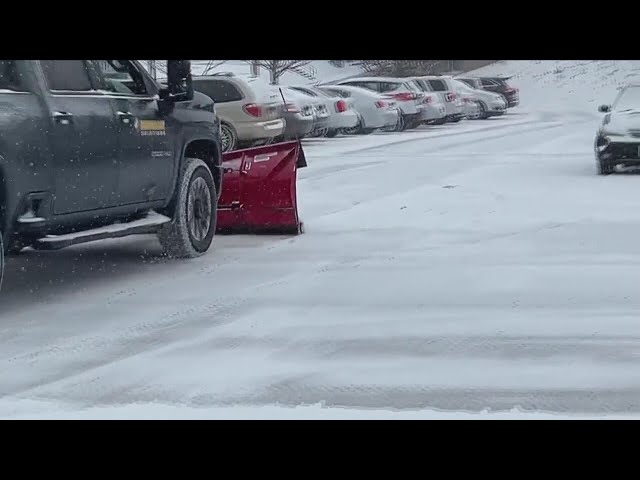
xmin=158 ymin=158 xmax=217 ymax=258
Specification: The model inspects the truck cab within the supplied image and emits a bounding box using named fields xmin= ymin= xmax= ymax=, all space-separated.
xmin=0 ymin=60 xmax=223 ymax=274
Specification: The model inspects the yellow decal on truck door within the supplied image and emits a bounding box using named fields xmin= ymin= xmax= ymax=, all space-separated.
xmin=138 ymin=119 xmax=166 ymax=136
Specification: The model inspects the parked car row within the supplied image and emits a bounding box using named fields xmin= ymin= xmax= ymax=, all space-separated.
xmin=191 ymin=71 xmax=520 ymax=152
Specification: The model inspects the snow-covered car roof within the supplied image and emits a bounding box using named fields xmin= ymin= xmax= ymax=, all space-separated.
xmin=339 ymin=76 xmax=413 ymax=84
xmin=318 ymin=83 xmax=387 ymax=97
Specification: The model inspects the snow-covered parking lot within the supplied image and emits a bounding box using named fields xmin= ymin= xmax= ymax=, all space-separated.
xmin=3 ymin=61 xmax=640 ymax=419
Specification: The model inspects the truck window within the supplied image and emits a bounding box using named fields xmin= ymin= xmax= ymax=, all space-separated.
xmin=40 ymin=60 xmax=92 ymax=91
xmin=0 ymin=60 xmax=26 ymax=91
xmin=193 ymin=79 xmax=243 ymax=103
xmin=92 ymin=60 xmax=149 ymax=96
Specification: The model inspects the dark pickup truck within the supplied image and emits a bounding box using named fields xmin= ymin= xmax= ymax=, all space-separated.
xmin=0 ymin=60 xmax=223 ymax=283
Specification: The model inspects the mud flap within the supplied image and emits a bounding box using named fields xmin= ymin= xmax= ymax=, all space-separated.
xmin=217 ymin=140 xmax=305 ymax=235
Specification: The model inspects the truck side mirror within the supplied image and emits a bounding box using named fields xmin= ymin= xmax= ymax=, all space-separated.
xmin=162 ymin=60 xmax=194 ymax=102
xmin=598 ymin=104 xmax=611 ymax=113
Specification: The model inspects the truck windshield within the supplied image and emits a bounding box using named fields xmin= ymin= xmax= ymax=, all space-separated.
xmin=614 ymin=86 xmax=640 ymax=111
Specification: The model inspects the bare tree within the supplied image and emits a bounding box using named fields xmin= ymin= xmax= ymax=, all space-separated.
xmin=353 ymin=60 xmax=444 ymax=77
xmin=246 ymin=60 xmax=313 ymax=84
xmin=144 ymin=60 xmax=227 ymax=80
xmin=191 ymin=60 xmax=228 ymax=76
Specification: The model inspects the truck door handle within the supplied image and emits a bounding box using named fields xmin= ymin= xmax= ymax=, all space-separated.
xmin=117 ymin=111 xmax=134 ymax=125
xmin=52 ymin=111 xmax=73 ymax=125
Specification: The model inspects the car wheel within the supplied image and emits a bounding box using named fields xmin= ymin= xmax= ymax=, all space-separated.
xmin=251 ymin=138 xmax=274 ymax=147
xmin=325 ymin=129 xmax=339 ymax=138
xmin=309 ymin=127 xmax=328 ymax=138
xmin=405 ymin=118 xmax=421 ymax=129
xmin=597 ymin=158 xmax=615 ymax=175
xmin=477 ymin=101 xmax=488 ymax=119
xmin=383 ymin=114 xmax=405 ymax=132
xmin=158 ymin=157 xmax=217 ymax=258
xmin=470 ymin=103 xmax=482 ymax=120
xmin=343 ymin=116 xmax=364 ymax=135
xmin=220 ymin=122 xmax=237 ymax=153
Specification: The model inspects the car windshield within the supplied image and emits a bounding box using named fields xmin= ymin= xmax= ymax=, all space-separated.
xmin=613 ymin=86 xmax=640 ymax=111
xmin=291 ymin=86 xmax=317 ymax=97
xmin=312 ymin=88 xmax=336 ymax=98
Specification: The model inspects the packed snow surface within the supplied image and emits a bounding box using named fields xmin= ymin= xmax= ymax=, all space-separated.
xmin=3 ymin=61 xmax=640 ymax=419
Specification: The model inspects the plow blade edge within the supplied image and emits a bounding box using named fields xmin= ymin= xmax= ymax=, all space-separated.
xmin=217 ymin=141 xmax=305 ymax=235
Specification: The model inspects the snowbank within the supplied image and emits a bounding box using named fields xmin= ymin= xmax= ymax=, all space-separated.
xmin=468 ymin=60 xmax=640 ymax=117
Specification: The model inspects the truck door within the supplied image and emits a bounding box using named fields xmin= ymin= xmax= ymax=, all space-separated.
xmin=39 ymin=60 xmax=120 ymax=214
xmin=93 ymin=60 xmax=175 ymax=206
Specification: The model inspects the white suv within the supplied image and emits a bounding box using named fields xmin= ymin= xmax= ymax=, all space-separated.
xmin=334 ymin=76 xmax=424 ymax=130
xmin=413 ymin=76 xmax=465 ymax=123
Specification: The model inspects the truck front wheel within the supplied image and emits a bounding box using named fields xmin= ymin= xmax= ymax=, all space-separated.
xmin=158 ymin=158 xmax=217 ymax=258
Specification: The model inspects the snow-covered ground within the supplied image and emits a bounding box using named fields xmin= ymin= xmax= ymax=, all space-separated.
xmin=4 ymin=60 xmax=640 ymax=419
xmin=471 ymin=60 xmax=640 ymax=116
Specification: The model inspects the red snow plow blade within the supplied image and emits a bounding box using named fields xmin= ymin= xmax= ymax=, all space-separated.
xmin=217 ymin=140 xmax=306 ymax=235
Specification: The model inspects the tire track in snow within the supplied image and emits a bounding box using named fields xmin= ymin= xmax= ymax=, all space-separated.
xmin=302 ymin=121 xmax=585 ymax=223
xmin=1 ymin=250 xmax=372 ymax=398
xmin=0 ymin=111 xmax=606 ymax=411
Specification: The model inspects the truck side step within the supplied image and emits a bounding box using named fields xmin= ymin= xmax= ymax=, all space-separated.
xmin=33 ymin=211 xmax=171 ymax=251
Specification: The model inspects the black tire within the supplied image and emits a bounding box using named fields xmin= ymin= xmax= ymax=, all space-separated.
xmin=342 ymin=115 xmax=373 ymax=135
xmin=325 ymin=129 xmax=339 ymax=138
xmin=405 ymin=117 xmax=421 ymax=130
xmin=477 ymin=101 xmax=489 ymax=119
xmin=158 ymin=158 xmax=217 ymax=258
xmin=597 ymin=158 xmax=615 ymax=175
xmin=220 ymin=122 xmax=237 ymax=153
xmin=398 ymin=115 xmax=411 ymax=131
xmin=470 ymin=102 xmax=482 ymax=120
xmin=343 ymin=115 xmax=365 ymax=135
